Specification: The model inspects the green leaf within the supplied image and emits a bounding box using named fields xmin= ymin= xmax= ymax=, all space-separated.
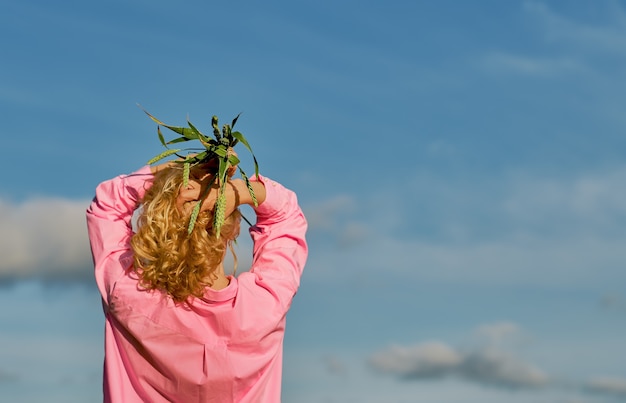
xmin=231 ymin=113 xmax=241 ymax=128
xmin=167 ymin=136 xmax=194 ymax=145
xmin=212 ymin=145 xmax=228 ymax=158
xmin=228 ymin=154 xmax=240 ymax=166
xmin=187 ymin=118 xmax=214 ymax=147
xmin=157 ymin=126 xmax=166 ymax=147
xmin=232 ymin=131 xmax=259 ymax=177
xmin=139 ymin=106 xmax=201 ymax=140
xmin=162 ymin=124 xmax=200 ymax=140
xmin=186 ymin=119 xmax=202 ymax=137
xmin=217 ymin=154 xmax=229 ymax=186
xmin=184 ymin=151 xmax=208 ymax=164
xmin=230 ymin=131 xmax=253 ymax=152
xmin=147 ymin=148 xmax=181 ymax=165
xmin=139 ymin=104 xmax=167 ymax=126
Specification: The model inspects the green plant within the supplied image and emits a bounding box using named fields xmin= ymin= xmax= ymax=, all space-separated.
xmin=141 ymin=106 xmax=259 ymax=237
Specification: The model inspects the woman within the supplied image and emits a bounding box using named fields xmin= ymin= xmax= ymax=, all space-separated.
xmin=86 ymin=159 xmax=308 ymax=402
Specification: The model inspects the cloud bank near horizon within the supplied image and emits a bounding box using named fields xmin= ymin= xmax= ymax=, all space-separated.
xmin=368 ymin=322 xmax=626 ymax=399
xmin=3 ymin=163 xmax=626 ymax=289
xmin=0 ymin=197 xmax=92 ymax=280
xmin=305 ymin=164 xmax=626 ymax=289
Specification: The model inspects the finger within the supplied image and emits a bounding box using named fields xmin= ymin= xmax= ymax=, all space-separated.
xmin=176 ymin=183 xmax=200 ymax=212
xmin=176 ymin=197 xmax=189 ymax=213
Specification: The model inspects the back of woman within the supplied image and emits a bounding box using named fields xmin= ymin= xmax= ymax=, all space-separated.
xmin=86 ymin=162 xmax=308 ymax=402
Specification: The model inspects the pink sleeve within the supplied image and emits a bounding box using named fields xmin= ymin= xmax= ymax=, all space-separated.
xmin=86 ymin=166 xmax=154 ymax=299
xmin=248 ymin=176 xmax=308 ymax=310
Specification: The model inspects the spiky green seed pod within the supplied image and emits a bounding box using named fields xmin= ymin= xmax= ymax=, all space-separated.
xmin=213 ymin=190 xmax=227 ymax=238
xmin=182 ymin=161 xmax=190 ymax=188
xmin=239 ymin=168 xmax=258 ymax=207
xmin=147 ymin=148 xmax=181 ymax=165
xmin=248 ymin=184 xmax=258 ymax=207
xmin=212 ymin=116 xmax=220 ymax=139
xmin=187 ymin=201 xmax=202 ymax=234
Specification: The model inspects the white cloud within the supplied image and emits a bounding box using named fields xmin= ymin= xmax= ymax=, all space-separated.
xmin=0 ymin=368 xmax=18 ymax=382
xmin=460 ymin=348 xmax=549 ymax=389
xmin=368 ymin=323 xmax=626 ymax=398
xmin=600 ymin=292 xmax=626 ymax=314
xmin=585 ymin=377 xmax=626 ymax=397
xmin=306 ymin=165 xmax=626 ymax=288
xmin=368 ymin=341 xmax=462 ymax=379
xmin=302 ymin=195 xmax=370 ymax=249
xmin=523 ymin=1 xmax=626 ymax=54
xmin=322 ymin=355 xmax=348 ymax=376
xmin=303 ymin=195 xmax=356 ymax=231
xmin=5 ymin=164 xmax=626 ymax=289
xmin=480 ymin=52 xmax=585 ymax=76
xmin=309 ymin=217 xmax=626 ymax=288
xmin=404 ymin=165 xmax=626 ymax=243
xmin=480 ymin=1 xmax=626 ymax=80
xmin=502 ymin=168 xmax=626 ymax=236
xmin=0 ymin=195 xmax=258 ymax=282
xmin=0 ymin=197 xmax=92 ymax=279
xmin=474 ymin=322 xmax=522 ymax=345
xmin=368 ymin=336 xmax=549 ymax=389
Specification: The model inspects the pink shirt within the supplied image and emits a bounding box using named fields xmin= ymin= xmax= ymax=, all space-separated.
xmin=86 ymin=166 xmax=308 ymax=402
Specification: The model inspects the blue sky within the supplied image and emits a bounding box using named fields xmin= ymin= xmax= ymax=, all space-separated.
xmin=1 ymin=0 xmax=626 ymax=401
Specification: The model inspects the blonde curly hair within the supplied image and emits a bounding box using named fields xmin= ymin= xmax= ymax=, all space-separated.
xmin=130 ymin=166 xmax=241 ymax=303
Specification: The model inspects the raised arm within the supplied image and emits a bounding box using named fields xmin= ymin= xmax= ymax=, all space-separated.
xmin=246 ymin=176 xmax=308 ymax=309
xmin=86 ymin=166 xmax=155 ymax=298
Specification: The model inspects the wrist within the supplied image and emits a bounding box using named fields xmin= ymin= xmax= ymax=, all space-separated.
xmin=229 ymin=179 xmax=250 ymax=206
xmin=248 ymin=181 xmax=266 ymax=207
xmin=230 ymin=178 xmax=265 ymax=207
